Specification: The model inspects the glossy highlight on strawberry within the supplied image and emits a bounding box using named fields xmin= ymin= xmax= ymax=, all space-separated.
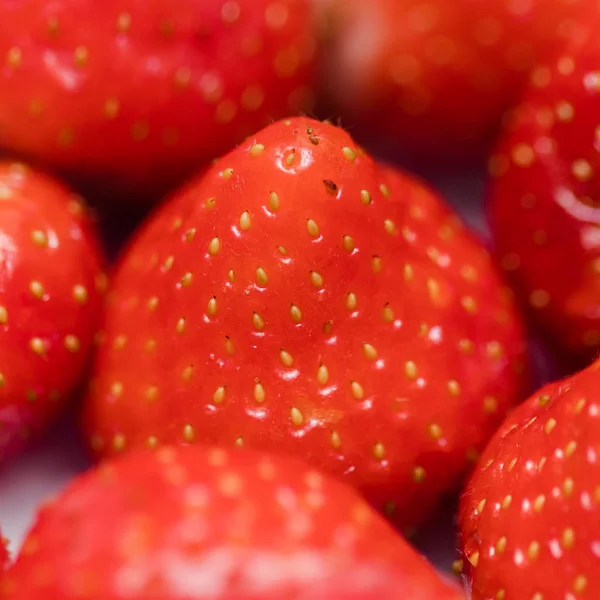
xmin=0 ymin=162 xmax=106 ymax=465
xmin=0 ymin=0 xmax=316 ymax=195
xmin=460 ymin=359 xmax=600 ymax=599
xmin=488 ymin=20 xmax=600 ymax=357
xmin=0 ymin=445 xmax=463 ymax=600
xmin=83 ymin=117 xmax=527 ymax=530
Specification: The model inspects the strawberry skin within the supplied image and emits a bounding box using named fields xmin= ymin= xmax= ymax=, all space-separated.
xmin=488 ymin=22 xmax=600 ymax=357
xmin=0 ymin=445 xmax=463 ymax=599
xmin=0 ymin=0 xmax=316 ymax=195
xmin=0 ymin=162 xmax=106 ymax=465
xmin=0 ymin=532 xmax=7 ymax=571
xmin=317 ymin=0 xmax=591 ymax=159
xmin=459 ymin=360 xmax=600 ymax=600
xmin=83 ymin=116 xmax=527 ymax=530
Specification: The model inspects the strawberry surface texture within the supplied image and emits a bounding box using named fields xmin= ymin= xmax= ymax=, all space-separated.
xmin=488 ymin=19 xmax=600 ymax=357
xmin=83 ymin=116 xmax=527 ymax=530
xmin=0 ymin=162 xmax=106 ymax=465
xmin=317 ymin=0 xmax=593 ymax=158
xmin=460 ymin=359 xmax=600 ymax=600
xmin=0 ymin=0 xmax=316 ymax=195
xmin=0 ymin=445 xmax=463 ymax=599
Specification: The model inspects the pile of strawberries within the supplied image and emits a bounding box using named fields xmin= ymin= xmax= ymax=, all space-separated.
xmin=0 ymin=1 xmax=599 ymax=598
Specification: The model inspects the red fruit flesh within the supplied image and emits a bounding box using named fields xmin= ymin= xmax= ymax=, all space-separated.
xmin=460 ymin=359 xmax=600 ymax=599
xmin=83 ymin=116 xmax=527 ymax=530
xmin=0 ymin=0 xmax=316 ymax=194
xmin=0 ymin=445 xmax=463 ymax=600
xmin=0 ymin=162 xmax=106 ymax=465
xmin=488 ymin=22 xmax=600 ymax=357
xmin=318 ymin=0 xmax=591 ymax=158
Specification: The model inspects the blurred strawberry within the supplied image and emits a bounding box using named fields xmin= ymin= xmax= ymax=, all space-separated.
xmin=460 ymin=359 xmax=600 ymax=599
xmin=488 ymin=21 xmax=600 ymax=357
xmin=316 ymin=0 xmax=592 ymax=160
xmin=1 ymin=445 xmax=463 ymax=599
xmin=0 ymin=162 xmax=106 ymax=465
xmin=0 ymin=0 xmax=316 ymax=198
xmin=83 ymin=117 xmax=527 ymax=530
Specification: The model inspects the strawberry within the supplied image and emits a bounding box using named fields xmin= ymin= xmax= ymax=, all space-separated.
xmin=459 ymin=359 xmax=600 ymax=600
xmin=0 ymin=0 xmax=316 ymax=197
xmin=0 ymin=532 xmax=7 ymax=571
xmin=0 ymin=162 xmax=106 ymax=465
xmin=0 ymin=445 xmax=463 ymax=599
xmin=488 ymin=21 xmax=600 ymax=357
xmin=316 ymin=0 xmax=592 ymax=159
xmin=82 ymin=116 xmax=527 ymax=530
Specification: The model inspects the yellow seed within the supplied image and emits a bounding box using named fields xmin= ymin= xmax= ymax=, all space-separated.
xmin=285 ymin=152 xmax=295 ymax=166
xmin=277 ymin=245 xmax=288 ymax=255
xmin=382 ymin=305 xmax=394 ymax=322
xmin=403 ymin=263 xmax=414 ymax=281
xmin=213 ymin=386 xmax=226 ymax=404
xmin=208 ymin=237 xmax=221 ymax=256
xmin=427 ymin=278 xmax=441 ymax=301
xmin=112 ymin=434 xmax=126 ymax=452
xmin=447 ymin=380 xmax=461 ymax=396
xmin=145 ymin=339 xmax=157 ymax=353
xmin=565 ymin=441 xmax=577 ymax=457
xmin=310 ymin=271 xmax=324 ymax=288
xmin=563 ymin=477 xmax=574 ymax=497
xmin=467 ymin=551 xmax=479 ymax=567
xmin=30 ymin=281 xmax=45 ymax=299
xmin=562 ymin=527 xmax=575 ymax=549
xmin=222 ymin=168 xmax=234 ymax=179
xmin=508 ymin=457 xmax=518 ymax=471
xmin=239 ymin=211 xmax=252 ymax=230
xmin=269 ymin=191 xmax=280 ymax=211
xmin=31 ymin=230 xmax=48 ymax=247
xmin=280 ymin=349 xmax=294 ymax=367
xmin=180 ymin=272 xmax=193 ymax=287
xmin=495 ymin=536 xmax=507 ymax=554
xmin=289 ymin=304 xmax=302 ymax=322
xmin=185 ymin=228 xmax=196 ymax=242
xmin=73 ymin=285 xmax=88 ymax=304
xmin=110 ymin=382 xmax=123 ymax=397
xmin=405 ymin=361 xmax=418 ymax=380
xmin=360 ymin=190 xmax=372 ymax=205
xmin=575 ymin=398 xmax=586 ymax=414
xmin=256 ymin=267 xmax=268 ymax=286
xmin=228 ymin=269 xmax=236 ymax=283
xmin=183 ymin=424 xmax=195 ymax=442
xmin=350 ymin=381 xmax=364 ymax=400
xmin=527 ymin=541 xmax=540 ymax=560
xmin=323 ymin=321 xmax=333 ymax=335
xmin=502 ymin=495 xmax=512 ymax=510
xmin=429 ymin=424 xmax=443 ymax=440
xmin=306 ymin=219 xmax=320 ymax=237
xmin=345 ymin=292 xmax=358 ymax=311
xmin=234 ymin=436 xmax=244 ymax=447
xmin=461 ymin=296 xmax=477 ymax=313
xmin=573 ymin=575 xmax=587 ymax=593
xmin=30 ymin=337 xmax=45 ymax=355
xmin=342 ymin=235 xmax=355 ymax=252
xmin=224 ymin=336 xmax=235 ymax=355
xmin=253 ymin=312 xmax=266 ymax=330
xmin=0 ymin=306 xmax=7 ymax=325
xmin=207 ymin=296 xmax=218 ymax=316
xmin=373 ymin=442 xmax=386 ymax=460
xmin=147 ymin=436 xmax=158 ymax=449
xmin=249 ymin=143 xmax=265 ymax=156
xmin=330 ymin=431 xmax=341 ymax=449
xmin=379 ymin=184 xmax=391 ymax=198
xmin=253 ymin=380 xmax=265 ymax=403
xmin=544 ymin=418 xmax=557 ymax=434
xmin=205 ymin=197 xmax=217 ymax=210
xmin=176 ymin=318 xmax=186 ymax=333
xmin=145 ymin=386 xmax=159 ymax=402
xmin=371 ymin=255 xmax=382 ymax=272
xmin=181 ymin=365 xmax=194 ymax=382
xmin=147 ymin=296 xmax=159 ymax=311
xmin=413 ymin=466 xmax=426 ymax=483
xmin=384 ymin=219 xmax=396 ymax=235
xmin=317 ymin=364 xmax=329 ymax=385
xmin=362 ymin=343 xmax=377 ymax=360
xmin=163 ymin=256 xmax=174 ymax=271
xmin=290 ymin=407 xmax=304 ymax=426
xmin=342 ymin=146 xmax=357 ymax=161
xmin=64 ymin=335 xmax=80 ymax=353
xmin=73 ymin=46 xmax=88 ymax=67
xmin=483 ymin=396 xmax=498 ymax=414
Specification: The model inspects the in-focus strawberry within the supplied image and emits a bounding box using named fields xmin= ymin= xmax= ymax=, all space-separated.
xmin=0 ymin=445 xmax=463 ymax=600
xmin=0 ymin=162 xmax=106 ymax=465
xmin=317 ymin=0 xmax=592 ymax=160
xmin=459 ymin=359 xmax=600 ymax=600
xmin=83 ymin=116 xmax=527 ymax=530
xmin=0 ymin=0 xmax=316 ymax=197
xmin=488 ymin=21 xmax=600 ymax=357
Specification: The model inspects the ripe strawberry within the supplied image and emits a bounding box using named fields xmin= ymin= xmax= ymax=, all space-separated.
xmin=488 ymin=22 xmax=600 ymax=357
xmin=0 ymin=162 xmax=106 ymax=465
xmin=0 ymin=0 xmax=316 ymax=196
xmin=83 ymin=116 xmax=527 ymax=530
xmin=459 ymin=359 xmax=600 ymax=600
xmin=317 ymin=0 xmax=591 ymax=159
xmin=0 ymin=445 xmax=463 ymax=599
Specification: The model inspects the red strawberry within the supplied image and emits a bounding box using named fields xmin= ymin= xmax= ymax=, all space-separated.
xmin=488 ymin=21 xmax=600 ymax=357
xmin=317 ymin=0 xmax=592 ymax=159
xmin=0 ymin=0 xmax=316 ymax=196
xmin=0 ymin=532 xmax=7 ymax=571
xmin=0 ymin=162 xmax=106 ymax=465
xmin=459 ymin=359 xmax=600 ymax=600
xmin=82 ymin=116 xmax=527 ymax=530
xmin=0 ymin=445 xmax=463 ymax=599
